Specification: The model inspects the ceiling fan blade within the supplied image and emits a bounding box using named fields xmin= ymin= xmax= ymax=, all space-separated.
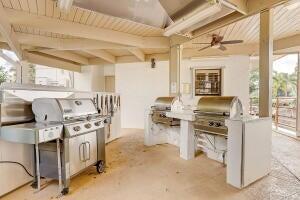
xmin=193 ymin=42 xmax=211 ymax=45
xmin=198 ymin=45 xmax=211 ymax=51
xmin=220 ymin=40 xmax=243 ymax=45
xmin=218 ymin=45 xmax=227 ymax=51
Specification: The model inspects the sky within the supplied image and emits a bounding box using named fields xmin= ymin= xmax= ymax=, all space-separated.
xmin=0 ymin=50 xmax=19 ymax=70
xmin=273 ymin=54 xmax=298 ymax=74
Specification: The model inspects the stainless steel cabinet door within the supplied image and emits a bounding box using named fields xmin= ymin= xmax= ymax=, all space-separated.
xmin=69 ymin=135 xmax=86 ymax=176
xmin=84 ymin=131 xmax=98 ymax=167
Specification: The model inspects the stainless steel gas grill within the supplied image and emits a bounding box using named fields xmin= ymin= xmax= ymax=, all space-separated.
xmin=151 ymin=97 xmax=180 ymax=126
xmin=193 ymin=96 xmax=243 ymax=137
xmin=32 ymin=98 xmax=108 ymax=195
xmin=193 ymin=96 xmax=243 ymax=164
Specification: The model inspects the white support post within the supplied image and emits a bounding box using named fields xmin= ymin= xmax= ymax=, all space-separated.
xmin=169 ymin=44 xmax=182 ymax=96
xmin=180 ymin=120 xmax=195 ymax=160
xmin=296 ymin=52 xmax=300 ymax=137
xmin=259 ymin=9 xmax=273 ymax=118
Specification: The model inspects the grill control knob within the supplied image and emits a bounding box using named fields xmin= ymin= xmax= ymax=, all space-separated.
xmin=215 ymin=122 xmax=221 ymax=127
xmin=159 ymin=113 xmax=166 ymax=118
xmin=209 ymin=122 xmax=214 ymax=126
xmin=73 ymin=126 xmax=81 ymax=132
xmin=84 ymin=123 xmax=92 ymax=129
xmin=94 ymin=122 xmax=101 ymax=127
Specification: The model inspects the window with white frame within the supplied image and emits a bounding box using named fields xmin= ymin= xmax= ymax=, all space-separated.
xmin=23 ymin=64 xmax=74 ymax=88
xmin=194 ymin=68 xmax=222 ymax=96
xmin=0 ymin=50 xmax=19 ymax=84
xmin=0 ymin=49 xmax=74 ymax=88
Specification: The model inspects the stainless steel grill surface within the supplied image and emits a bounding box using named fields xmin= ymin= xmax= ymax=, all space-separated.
xmin=32 ymin=98 xmax=108 ymax=195
xmin=151 ymin=97 xmax=180 ymax=126
xmin=193 ymin=96 xmax=242 ymax=137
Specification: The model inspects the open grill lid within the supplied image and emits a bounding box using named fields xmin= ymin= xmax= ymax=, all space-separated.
xmin=195 ymin=96 xmax=242 ymax=117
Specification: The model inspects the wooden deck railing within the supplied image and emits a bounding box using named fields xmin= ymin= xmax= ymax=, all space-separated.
xmin=249 ymin=97 xmax=297 ymax=130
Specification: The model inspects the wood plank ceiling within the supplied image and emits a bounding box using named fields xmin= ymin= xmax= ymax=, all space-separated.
xmin=0 ymin=0 xmax=166 ymax=66
xmin=2 ymin=0 xmax=163 ymax=37
xmin=0 ymin=0 xmax=300 ymax=67
xmin=185 ymin=4 xmax=300 ymax=49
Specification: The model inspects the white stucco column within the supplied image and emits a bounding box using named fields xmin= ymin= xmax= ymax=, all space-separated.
xmin=179 ymin=120 xmax=195 ymax=160
xmin=169 ymin=44 xmax=182 ymax=96
xmin=259 ymin=9 xmax=273 ymax=117
xmin=296 ymin=53 xmax=300 ymax=137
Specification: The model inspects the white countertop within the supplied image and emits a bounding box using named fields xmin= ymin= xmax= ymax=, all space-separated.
xmin=166 ymin=110 xmax=195 ymax=121
xmin=225 ymin=115 xmax=272 ymax=123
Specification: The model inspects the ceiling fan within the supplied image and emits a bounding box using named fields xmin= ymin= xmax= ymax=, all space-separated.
xmin=193 ymin=34 xmax=243 ymax=52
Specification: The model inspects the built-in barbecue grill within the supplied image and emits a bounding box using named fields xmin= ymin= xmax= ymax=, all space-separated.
xmin=193 ymin=96 xmax=243 ymax=137
xmin=151 ymin=97 xmax=180 ymax=126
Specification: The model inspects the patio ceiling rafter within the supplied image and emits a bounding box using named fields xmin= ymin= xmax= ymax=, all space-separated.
xmin=24 ymin=51 xmax=81 ymax=72
xmin=0 ymin=4 xmax=23 ymax=60
xmin=11 ymin=33 xmax=132 ymax=50
xmin=128 ymin=48 xmax=145 ymax=62
xmin=84 ymin=50 xmax=116 ymax=64
xmin=4 ymin=9 xmax=170 ymax=49
xmin=37 ymin=50 xmax=89 ymax=65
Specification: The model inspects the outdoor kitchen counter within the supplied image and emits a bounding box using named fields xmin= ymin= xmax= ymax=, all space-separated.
xmin=166 ymin=110 xmax=195 ymax=121
xmin=225 ymin=116 xmax=272 ymax=188
xmin=166 ymin=110 xmax=196 ymax=160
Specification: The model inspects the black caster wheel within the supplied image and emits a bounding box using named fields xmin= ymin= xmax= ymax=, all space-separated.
xmin=96 ymin=161 xmax=105 ymax=174
xmin=31 ymin=181 xmax=38 ymax=189
xmin=61 ymin=188 xmax=69 ymax=195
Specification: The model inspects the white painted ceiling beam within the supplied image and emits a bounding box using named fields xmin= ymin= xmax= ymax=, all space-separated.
xmin=88 ymin=58 xmax=110 ymax=65
xmin=5 ymin=9 xmax=169 ymax=48
xmin=128 ymin=48 xmax=145 ymax=61
xmin=24 ymin=51 xmax=81 ymax=72
xmin=90 ymin=53 xmax=169 ymax=65
xmin=184 ymin=33 xmax=300 ymax=58
xmin=247 ymin=0 xmax=286 ymax=13
xmin=192 ymin=0 xmax=286 ymax=38
xmin=84 ymin=50 xmax=116 ymax=64
xmin=0 ymin=4 xmax=23 ymax=59
xmin=225 ymin=0 xmax=248 ymax=14
xmin=13 ymin=33 xmax=131 ymax=50
xmin=274 ymin=34 xmax=300 ymax=51
xmin=0 ymin=32 xmax=167 ymax=50
xmin=85 ymin=32 xmax=300 ymax=65
xmin=38 ymin=50 xmax=89 ymax=65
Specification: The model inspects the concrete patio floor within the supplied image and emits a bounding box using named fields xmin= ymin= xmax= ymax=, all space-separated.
xmin=2 ymin=129 xmax=300 ymax=200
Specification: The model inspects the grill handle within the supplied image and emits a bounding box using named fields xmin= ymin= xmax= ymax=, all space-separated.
xmin=84 ymin=141 xmax=91 ymax=161
xmin=79 ymin=143 xmax=85 ymax=162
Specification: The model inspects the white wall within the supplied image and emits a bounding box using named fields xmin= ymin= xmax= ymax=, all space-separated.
xmin=104 ymin=64 xmax=115 ymax=76
xmin=113 ymin=55 xmax=250 ymax=129
xmin=74 ymin=65 xmax=105 ymax=91
xmin=180 ymin=55 xmax=250 ymax=112
xmin=115 ymin=61 xmax=169 ymax=129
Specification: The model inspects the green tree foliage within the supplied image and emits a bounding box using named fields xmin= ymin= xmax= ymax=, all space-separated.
xmin=249 ymin=68 xmax=259 ymax=98
xmin=249 ymin=67 xmax=298 ymax=98
xmin=0 ymin=66 xmax=8 ymax=85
